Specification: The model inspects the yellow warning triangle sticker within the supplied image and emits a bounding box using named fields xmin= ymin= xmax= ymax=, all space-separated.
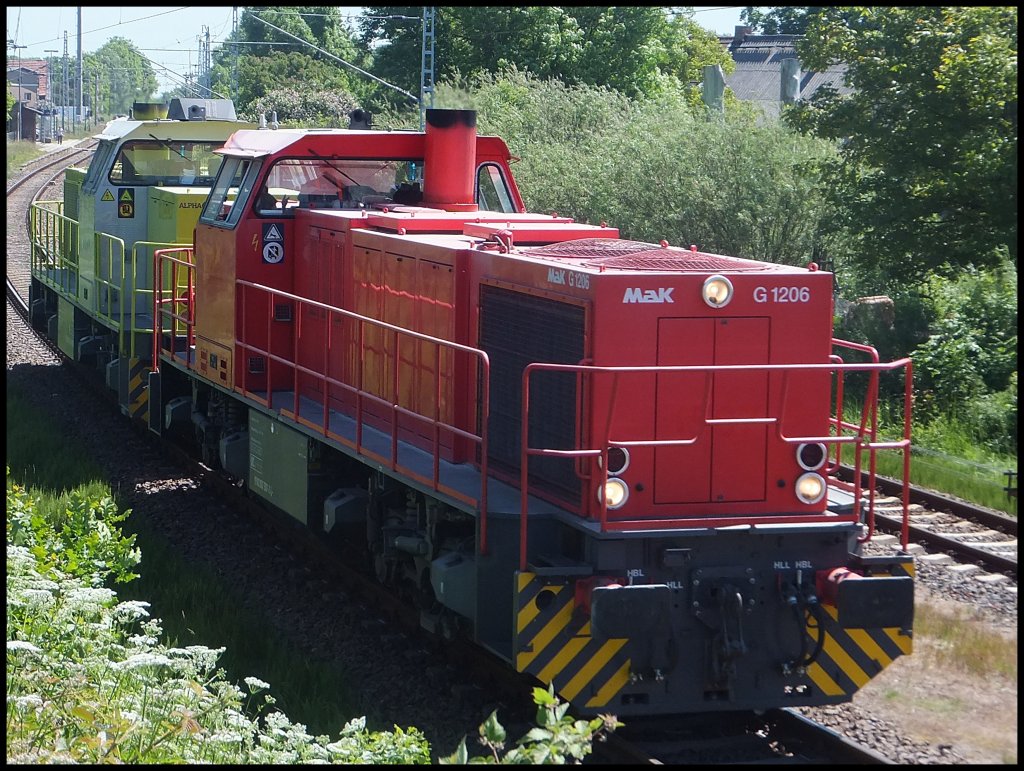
xmin=120 ymin=190 xmax=133 ymax=201
xmin=101 ymin=190 xmax=115 ymax=201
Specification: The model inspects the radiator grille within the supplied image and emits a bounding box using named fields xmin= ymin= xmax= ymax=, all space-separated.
xmin=525 ymin=238 xmax=783 ymax=272
xmin=479 ymin=285 xmax=585 ymax=501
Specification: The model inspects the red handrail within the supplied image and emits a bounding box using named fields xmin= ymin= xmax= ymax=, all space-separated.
xmin=233 ymin=280 xmax=493 ymax=554
xmin=152 ymin=247 xmax=197 ymax=369
xmin=518 ymin=356 xmax=912 ymax=570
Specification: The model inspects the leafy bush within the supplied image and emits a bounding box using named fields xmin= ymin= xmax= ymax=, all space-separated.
xmin=246 ymin=85 xmax=360 ymax=128
xmin=437 ymin=69 xmax=834 ymax=266
xmin=907 ymin=263 xmax=1017 ymax=451
xmin=7 ymin=470 xmax=616 ymax=763
xmin=441 ymin=685 xmax=621 ymax=764
xmin=957 ymin=374 xmax=1017 ymax=456
xmin=6 ymin=471 xmax=433 ymax=764
xmin=7 ymin=477 xmax=140 ymax=587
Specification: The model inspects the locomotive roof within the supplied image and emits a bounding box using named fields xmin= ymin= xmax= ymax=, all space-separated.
xmin=93 ymin=116 xmax=254 ymax=144
xmin=215 ymin=127 xmax=513 ymax=159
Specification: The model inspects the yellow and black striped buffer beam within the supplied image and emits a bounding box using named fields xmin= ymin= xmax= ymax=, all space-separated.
xmin=804 ymin=561 xmax=914 ymax=698
xmin=514 ymin=572 xmax=632 ymax=710
xmin=127 ymin=357 xmax=150 ymax=422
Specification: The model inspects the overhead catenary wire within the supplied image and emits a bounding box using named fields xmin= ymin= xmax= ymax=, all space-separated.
xmin=248 ymin=13 xmax=419 ymax=107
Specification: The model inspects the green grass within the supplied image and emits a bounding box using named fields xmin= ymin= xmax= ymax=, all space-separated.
xmin=6 ymin=138 xmax=45 ymax=180
xmin=114 ymin=521 xmax=361 ymax=736
xmin=847 ymin=398 xmax=1017 ymax=516
xmin=874 ymin=448 xmax=1016 ymax=515
xmin=6 ymin=383 xmax=360 ymax=737
xmin=6 ymin=389 xmax=110 ymax=497
xmin=7 ymin=127 xmax=95 ymax=179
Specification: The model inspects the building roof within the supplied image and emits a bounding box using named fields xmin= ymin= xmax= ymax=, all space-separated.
xmin=719 ymin=27 xmax=851 ymax=117
xmin=7 ymin=59 xmax=49 ymax=99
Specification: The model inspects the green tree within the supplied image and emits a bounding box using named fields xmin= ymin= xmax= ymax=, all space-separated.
xmin=441 ymin=70 xmax=833 ymax=266
xmin=76 ymin=38 xmax=158 ymax=117
xmin=740 ymin=7 xmax=834 ymax=35
xmin=359 ymin=6 xmax=732 ymax=109
xmin=785 ymin=7 xmax=1017 ymax=288
xmin=210 ymin=6 xmax=370 ymax=117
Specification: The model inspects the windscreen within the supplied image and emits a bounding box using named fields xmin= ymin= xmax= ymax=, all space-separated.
xmin=108 ymin=139 xmax=225 ymax=186
xmin=254 ymin=157 xmax=423 ymax=216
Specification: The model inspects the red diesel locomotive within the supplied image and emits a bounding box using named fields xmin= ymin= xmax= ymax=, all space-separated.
xmin=149 ymin=108 xmax=915 ymax=716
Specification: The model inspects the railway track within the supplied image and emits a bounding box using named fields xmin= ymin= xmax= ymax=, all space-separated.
xmin=599 ymin=707 xmax=896 ymax=764
xmin=7 ymin=141 xmax=96 ymax=307
xmin=6 ymin=145 xmax=1012 ymax=764
xmin=836 ymin=466 xmax=1018 ymax=579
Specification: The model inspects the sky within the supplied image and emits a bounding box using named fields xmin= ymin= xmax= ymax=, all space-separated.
xmin=6 ymin=6 xmax=752 ymax=94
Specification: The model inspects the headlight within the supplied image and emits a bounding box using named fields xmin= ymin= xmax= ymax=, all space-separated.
xmin=795 ymin=472 xmax=826 ymax=505
xmin=597 ymin=478 xmax=629 ymax=509
xmin=797 ymin=442 xmax=828 ymax=471
xmin=597 ymin=447 xmax=630 ymax=476
xmin=702 ymin=275 xmax=733 ymax=308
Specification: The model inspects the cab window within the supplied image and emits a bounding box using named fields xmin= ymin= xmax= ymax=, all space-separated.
xmin=82 ymin=140 xmax=118 ymax=194
xmin=201 ymin=157 xmax=260 ymax=227
xmin=254 ymin=157 xmax=423 ymax=217
xmin=477 ymin=163 xmax=516 ymax=213
xmin=108 ymin=139 xmax=225 ymax=187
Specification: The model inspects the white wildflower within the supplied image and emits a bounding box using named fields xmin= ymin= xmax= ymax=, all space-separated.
xmin=65 ymin=586 xmax=116 ymax=609
xmin=114 ymin=652 xmax=173 ymax=670
xmin=112 ymin=600 xmax=151 ymax=621
xmin=8 ymin=694 xmax=44 ymax=710
xmin=6 ymin=640 xmax=42 ymax=654
xmin=244 ymin=676 xmax=270 ymax=692
xmin=208 ymin=732 xmax=244 ymax=744
xmin=14 ymin=588 xmax=55 ymax=607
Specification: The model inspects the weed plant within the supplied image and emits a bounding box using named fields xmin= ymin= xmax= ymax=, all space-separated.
xmin=5 ymin=139 xmax=42 ymax=180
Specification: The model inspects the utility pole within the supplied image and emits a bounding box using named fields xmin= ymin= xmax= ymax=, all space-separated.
xmin=63 ymin=32 xmax=69 ymax=132
xmin=231 ymin=7 xmax=239 ymax=103
xmin=198 ymin=25 xmax=211 ymax=98
xmin=77 ymin=7 xmax=83 ymax=133
xmin=7 ymin=41 xmax=27 ymax=140
xmin=45 ymin=49 xmax=58 ymax=140
xmin=419 ymin=7 xmax=436 ymax=131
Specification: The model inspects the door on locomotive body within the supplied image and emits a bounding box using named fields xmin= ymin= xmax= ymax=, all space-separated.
xmin=590 ymin=267 xmax=836 ymax=522
xmin=192 ymin=155 xmax=265 ymax=392
xmin=568 ymin=268 xmax=767 ymax=522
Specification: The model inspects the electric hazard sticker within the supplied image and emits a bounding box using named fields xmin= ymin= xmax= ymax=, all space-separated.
xmin=262 ymin=222 xmax=284 ymax=264
xmin=118 ymin=188 xmax=135 ymax=218
xmin=101 ymin=189 xmax=115 ymax=202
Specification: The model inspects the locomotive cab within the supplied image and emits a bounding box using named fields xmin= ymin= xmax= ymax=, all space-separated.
xmin=28 ymin=98 xmax=252 ymax=422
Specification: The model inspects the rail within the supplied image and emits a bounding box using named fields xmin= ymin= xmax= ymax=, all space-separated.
xmin=152 ymin=250 xmax=493 ymax=551
xmin=517 ymin=353 xmax=912 ymax=570
xmin=152 ymin=247 xmax=197 ymax=365
xmin=94 ymin=236 xmax=185 ymax=357
xmin=31 ymin=201 xmax=188 ymax=358
xmin=29 ymin=200 xmax=78 ymax=298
